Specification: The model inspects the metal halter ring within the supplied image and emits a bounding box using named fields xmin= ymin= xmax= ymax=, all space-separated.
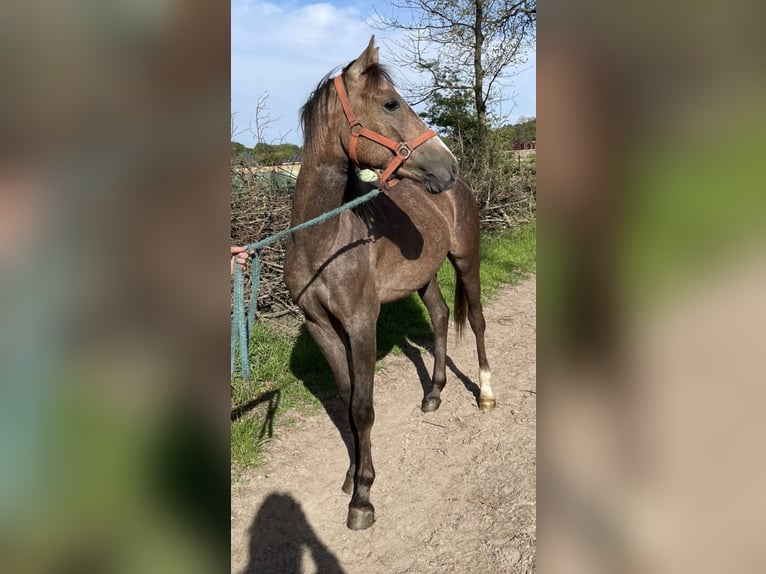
xmin=396 ymin=143 xmax=411 ymax=159
xmin=350 ymin=121 xmax=364 ymax=136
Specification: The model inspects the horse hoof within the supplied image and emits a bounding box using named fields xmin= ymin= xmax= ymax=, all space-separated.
xmin=341 ymin=475 xmax=354 ymax=495
xmin=347 ymin=506 xmax=375 ymax=530
xmin=421 ymin=396 xmax=442 ymax=413
xmin=479 ymin=397 xmax=496 ymax=412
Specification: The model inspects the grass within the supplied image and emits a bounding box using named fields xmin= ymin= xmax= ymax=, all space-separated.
xmin=231 ymin=222 xmax=536 ymax=471
xmin=230 ymin=321 xmax=333 ymax=471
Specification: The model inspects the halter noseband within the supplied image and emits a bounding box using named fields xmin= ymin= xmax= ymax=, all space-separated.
xmin=333 ymin=75 xmax=436 ymax=189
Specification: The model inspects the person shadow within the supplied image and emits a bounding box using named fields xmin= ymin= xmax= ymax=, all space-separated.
xmin=288 ymin=294 xmax=482 ymax=475
xmin=242 ymin=493 xmax=345 ymax=574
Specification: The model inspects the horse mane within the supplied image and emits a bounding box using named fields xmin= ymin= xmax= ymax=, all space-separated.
xmin=300 ymin=61 xmax=395 ymax=158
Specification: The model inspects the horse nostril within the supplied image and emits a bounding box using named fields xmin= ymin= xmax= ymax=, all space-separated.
xmin=450 ymin=158 xmax=458 ymax=177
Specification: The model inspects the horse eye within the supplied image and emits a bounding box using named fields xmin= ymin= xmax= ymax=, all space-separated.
xmin=383 ymin=100 xmax=400 ymax=111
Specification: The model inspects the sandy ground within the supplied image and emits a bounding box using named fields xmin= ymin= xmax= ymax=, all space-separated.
xmin=231 ymin=276 xmax=536 ymax=574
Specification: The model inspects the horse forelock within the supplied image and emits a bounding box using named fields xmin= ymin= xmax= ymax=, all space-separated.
xmin=300 ymin=62 xmax=396 ymax=157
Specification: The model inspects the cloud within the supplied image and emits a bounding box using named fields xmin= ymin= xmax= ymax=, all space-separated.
xmin=231 ymin=1 xmax=377 ymax=145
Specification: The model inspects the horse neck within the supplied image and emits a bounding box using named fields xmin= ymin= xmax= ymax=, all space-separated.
xmin=291 ymin=147 xmax=350 ymax=227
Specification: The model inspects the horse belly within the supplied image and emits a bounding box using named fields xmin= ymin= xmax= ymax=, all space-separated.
xmin=372 ymin=191 xmax=453 ymax=303
xmin=374 ymin=240 xmax=448 ymax=304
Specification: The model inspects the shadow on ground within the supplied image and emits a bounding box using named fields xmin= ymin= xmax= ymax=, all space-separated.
xmin=242 ymin=493 xmax=345 ymax=574
xmin=231 ymin=389 xmax=280 ymax=427
xmin=287 ymin=294 xmax=481 ymax=475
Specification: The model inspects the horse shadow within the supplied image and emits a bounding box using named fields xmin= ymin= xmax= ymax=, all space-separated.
xmin=242 ymin=492 xmax=345 ymax=574
xmin=288 ymin=295 xmax=482 ymax=468
xmin=230 ymin=388 xmax=281 ymax=449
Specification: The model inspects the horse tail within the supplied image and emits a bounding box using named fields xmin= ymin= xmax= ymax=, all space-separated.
xmin=454 ymin=269 xmax=468 ymax=341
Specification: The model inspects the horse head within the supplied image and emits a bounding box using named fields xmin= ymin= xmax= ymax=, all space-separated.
xmin=337 ymin=37 xmax=458 ymax=193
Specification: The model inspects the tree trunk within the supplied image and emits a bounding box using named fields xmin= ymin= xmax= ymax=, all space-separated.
xmin=473 ymin=0 xmax=487 ymax=152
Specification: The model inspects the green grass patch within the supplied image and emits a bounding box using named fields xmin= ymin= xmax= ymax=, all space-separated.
xmin=231 ymin=222 xmax=536 ymax=471
xmin=230 ymin=322 xmax=334 ymax=471
xmin=477 ymin=222 xmax=537 ymax=296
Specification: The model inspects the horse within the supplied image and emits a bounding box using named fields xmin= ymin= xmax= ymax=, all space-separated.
xmin=284 ymin=37 xmax=494 ymax=531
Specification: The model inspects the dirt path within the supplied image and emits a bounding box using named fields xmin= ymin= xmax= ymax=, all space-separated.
xmin=231 ymin=276 xmax=536 ymax=574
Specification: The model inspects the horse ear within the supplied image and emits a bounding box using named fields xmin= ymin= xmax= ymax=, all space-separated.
xmin=346 ymin=36 xmax=378 ymax=81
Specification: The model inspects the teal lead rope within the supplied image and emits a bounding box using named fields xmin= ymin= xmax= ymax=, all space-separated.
xmin=231 ymin=185 xmax=382 ymax=379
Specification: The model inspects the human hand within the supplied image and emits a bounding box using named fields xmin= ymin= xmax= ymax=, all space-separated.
xmin=231 ymin=245 xmax=254 ymax=275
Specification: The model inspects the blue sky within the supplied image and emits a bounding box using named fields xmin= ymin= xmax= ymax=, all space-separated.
xmin=231 ymin=0 xmax=536 ymax=147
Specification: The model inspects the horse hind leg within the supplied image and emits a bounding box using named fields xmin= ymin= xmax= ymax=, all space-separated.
xmin=418 ymin=276 xmax=449 ymax=412
xmin=450 ymin=254 xmax=495 ymax=412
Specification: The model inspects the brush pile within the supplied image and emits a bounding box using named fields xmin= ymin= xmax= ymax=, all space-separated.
xmin=230 ymin=161 xmax=300 ymax=320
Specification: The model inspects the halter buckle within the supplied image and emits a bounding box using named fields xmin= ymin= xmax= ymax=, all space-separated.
xmin=350 ymin=121 xmax=363 ymax=136
xmin=397 ymin=143 xmax=411 ymax=159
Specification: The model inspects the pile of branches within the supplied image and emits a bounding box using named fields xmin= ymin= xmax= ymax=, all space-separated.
xmin=456 ymin=146 xmax=537 ymax=231
xmin=231 ymin=160 xmax=300 ymax=320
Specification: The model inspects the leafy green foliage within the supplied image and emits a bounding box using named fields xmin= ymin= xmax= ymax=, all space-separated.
xmin=495 ymin=116 xmax=536 ymax=145
xmin=231 ymin=141 xmax=249 ymax=156
xmin=422 ymin=89 xmax=480 ymax=146
xmin=231 ymin=141 xmax=301 ymax=165
xmin=252 ymin=142 xmax=301 ymax=164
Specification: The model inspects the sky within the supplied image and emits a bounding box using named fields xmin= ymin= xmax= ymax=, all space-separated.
xmin=231 ymin=0 xmax=536 ymax=147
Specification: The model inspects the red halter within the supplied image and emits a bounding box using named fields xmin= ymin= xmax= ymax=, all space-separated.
xmin=333 ymin=75 xmax=437 ymax=189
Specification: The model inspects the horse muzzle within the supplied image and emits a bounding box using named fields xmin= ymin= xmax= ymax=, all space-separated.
xmin=401 ymin=155 xmax=458 ymax=194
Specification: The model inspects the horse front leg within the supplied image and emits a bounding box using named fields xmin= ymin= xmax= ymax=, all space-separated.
xmin=304 ymin=312 xmax=355 ymax=494
xmin=418 ymin=276 xmax=449 ymax=412
xmin=345 ymin=313 xmax=378 ymax=530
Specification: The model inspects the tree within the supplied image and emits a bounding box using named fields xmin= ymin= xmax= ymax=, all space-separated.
xmin=421 ymin=87 xmax=479 ymax=147
xmin=252 ymin=142 xmax=301 ymax=165
xmin=374 ymin=0 xmax=536 ymax=150
xmin=231 ymin=141 xmax=250 ymax=157
xmin=495 ymin=115 xmax=536 ymax=147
